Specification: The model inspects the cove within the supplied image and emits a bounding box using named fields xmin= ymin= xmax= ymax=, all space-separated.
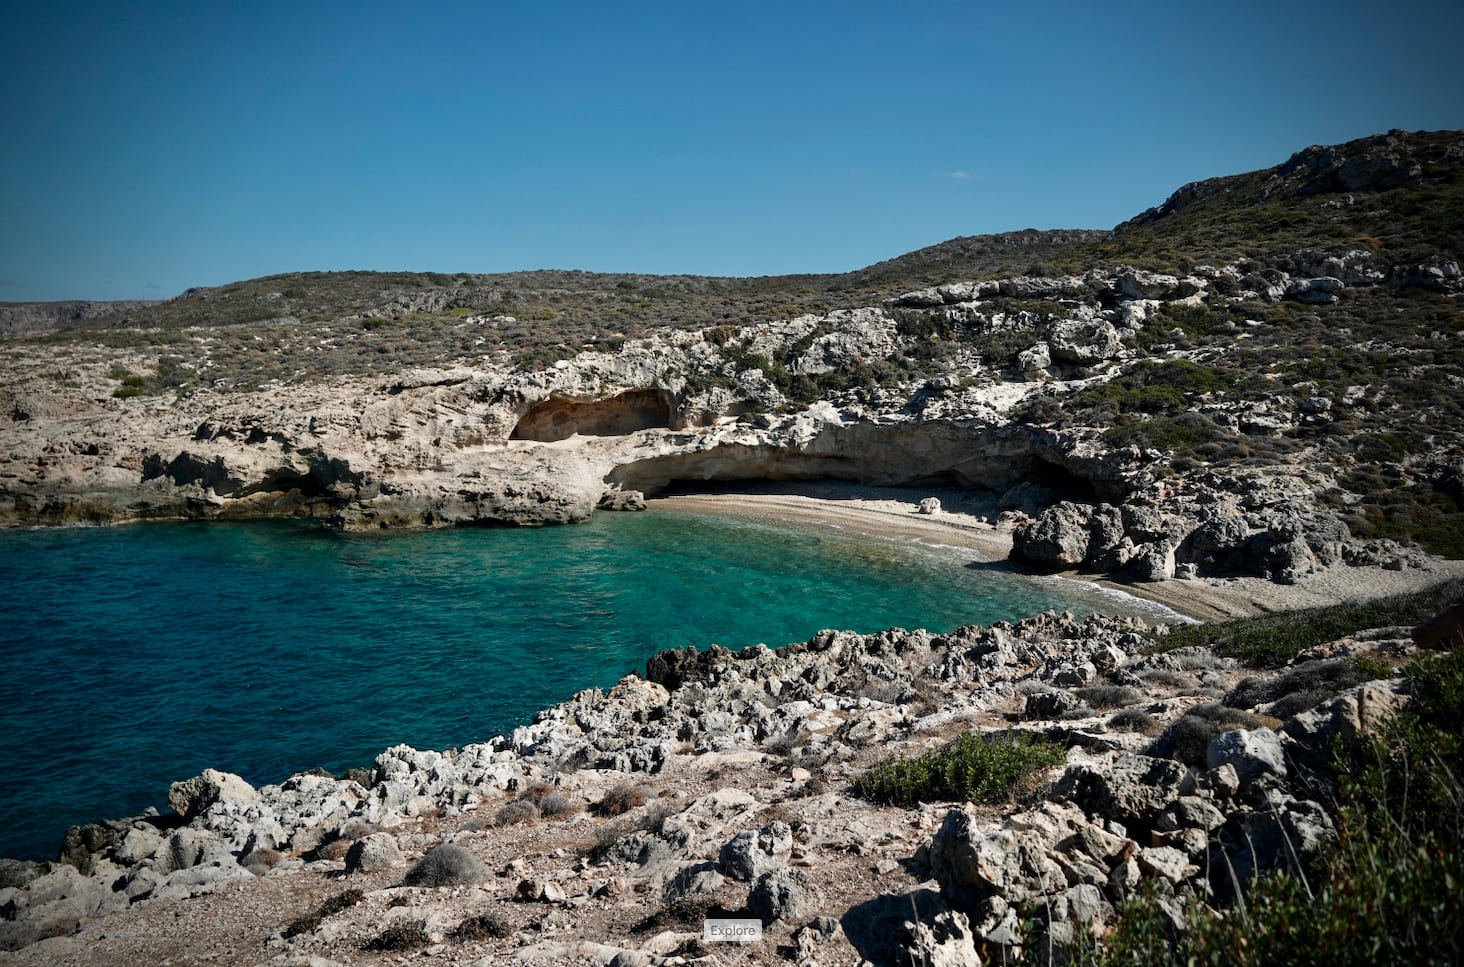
xmin=1 ymin=508 xmax=1121 ymax=861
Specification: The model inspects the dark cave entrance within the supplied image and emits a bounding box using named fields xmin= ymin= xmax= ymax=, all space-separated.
xmin=511 ymin=389 xmax=673 ymax=442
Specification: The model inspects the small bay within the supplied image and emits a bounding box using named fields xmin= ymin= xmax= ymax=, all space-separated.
xmin=0 ymin=508 xmax=1126 ymax=861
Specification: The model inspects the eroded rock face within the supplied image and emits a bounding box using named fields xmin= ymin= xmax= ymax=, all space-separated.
xmin=167 ymin=770 xmax=259 ymax=822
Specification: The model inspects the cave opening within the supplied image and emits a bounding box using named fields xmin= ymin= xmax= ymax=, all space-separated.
xmin=511 ymin=389 xmax=673 ymax=443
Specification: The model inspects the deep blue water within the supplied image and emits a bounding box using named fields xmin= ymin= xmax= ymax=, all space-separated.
xmin=0 ymin=509 xmax=1130 ymax=861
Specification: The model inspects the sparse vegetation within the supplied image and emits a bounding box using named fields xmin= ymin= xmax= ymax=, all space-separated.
xmin=402 ymin=843 xmax=486 ymax=887
xmin=1080 ymin=639 xmax=1464 ymax=966
xmin=363 ymin=919 xmax=432 ymax=951
xmin=1149 ymin=580 xmax=1462 ymax=667
xmin=282 ymin=888 xmax=364 ymax=938
xmin=852 ymin=730 xmax=1065 ymax=806
xmin=592 ymin=782 xmax=655 ymax=817
xmin=453 ymin=909 xmax=513 ymax=940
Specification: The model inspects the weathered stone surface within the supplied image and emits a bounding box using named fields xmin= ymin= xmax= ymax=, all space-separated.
xmin=1053 ymin=753 xmax=1187 ymax=825
xmin=168 ymin=769 xmax=259 ymax=821
xmin=929 ymin=807 xmax=1067 ymax=910
xmin=900 ymin=908 xmax=980 ymax=967
xmin=747 ymin=868 xmax=816 ymax=924
xmin=1012 ymin=501 xmax=1091 ymax=569
xmin=1207 ymin=728 xmax=1286 ymax=784
xmin=1048 ymin=318 xmax=1122 ymax=365
xmin=344 ymin=833 xmax=400 ymax=874
xmin=719 ymin=822 xmax=793 ymax=882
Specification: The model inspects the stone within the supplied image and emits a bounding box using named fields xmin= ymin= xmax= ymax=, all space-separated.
xmin=1012 ymin=501 xmax=1091 ymax=570
xmin=1048 ymin=318 xmax=1122 ymax=365
xmin=663 ymin=863 xmax=725 ymax=904
xmin=719 ymin=822 xmax=793 ymax=881
xmin=928 ymin=808 xmax=1067 ymax=909
xmin=1155 ymin=797 xmax=1226 ymax=833
xmin=1280 ymin=682 xmax=1410 ymax=772
xmin=1204 ymin=763 xmax=1241 ymax=800
xmin=344 ymin=833 xmax=400 ymax=874
xmin=1128 ymin=542 xmax=1175 ymax=582
xmin=1207 ymin=728 xmax=1286 ymax=784
xmin=900 ymin=908 xmax=980 ymax=967
xmin=1017 ymin=343 xmax=1052 ymax=374
xmin=917 ymin=497 xmax=942 ymax=516
xmin=1053 ymin=753 xmax=1187 ymax=826
xmin=747 ymin=868 xmax=816 ymax=924
xmin=168 ymin=769 xmax=259 ymax=821
xmin=1137 ymin=845 xmax=1191 ymax=884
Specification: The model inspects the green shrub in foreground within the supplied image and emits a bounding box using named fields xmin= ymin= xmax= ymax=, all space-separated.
xmin=851 ymin=730 xmax=1064 ymax=807
xmin=1085 ymin=646 xmax=1464 ymax=966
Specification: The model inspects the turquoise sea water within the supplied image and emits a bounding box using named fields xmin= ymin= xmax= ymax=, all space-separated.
xmin=0 ymin=508 xmax=1132 ymax=861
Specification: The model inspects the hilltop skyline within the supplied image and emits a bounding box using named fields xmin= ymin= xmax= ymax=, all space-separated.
xmin=3 ymin=0 xmax=1462 ymax=302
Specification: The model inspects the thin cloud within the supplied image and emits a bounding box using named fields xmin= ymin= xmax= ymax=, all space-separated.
xmin=0 ymin=278 xmax=16 ymax=287
xmin=942 ymin=170 xmax=982 ymax=181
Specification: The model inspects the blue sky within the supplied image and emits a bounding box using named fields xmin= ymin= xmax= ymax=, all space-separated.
xmin=2 ymin=0 xmax=1461 ymax=302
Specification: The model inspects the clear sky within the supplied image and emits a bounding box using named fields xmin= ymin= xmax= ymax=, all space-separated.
xmin=2 ymin=0 xmax=1461 ymax=302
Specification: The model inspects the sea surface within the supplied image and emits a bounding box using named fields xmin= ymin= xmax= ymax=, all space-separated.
xmin=0 ymin=508 xmax=1145 ymax=861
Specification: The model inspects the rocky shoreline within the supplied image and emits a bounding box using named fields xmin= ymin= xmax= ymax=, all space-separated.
xmin=2 ymin=543 xmax=1459 ymax=964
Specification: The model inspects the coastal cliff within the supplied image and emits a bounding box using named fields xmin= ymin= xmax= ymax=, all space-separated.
xmin=3 ymin=128 xmax=1464 ymax=963
xmin=4 ymin=128 xmax=1463 ymax=592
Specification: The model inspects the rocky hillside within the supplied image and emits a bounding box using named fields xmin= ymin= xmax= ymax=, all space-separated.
xmin=3 ymin=126 xmax=1464 ymax=964
xmin=3 ymin=129 xmax=1462 ymax=594
xmin=3 ymin=581 xmax=1460 ymax=964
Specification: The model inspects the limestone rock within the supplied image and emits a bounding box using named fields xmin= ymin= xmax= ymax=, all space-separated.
xmin=719 ymin=822 xmax=793 ymax=881
xmin=1012 ymin=501 xmax=1091 ymax=570
xmin=929 ymin=807 xmax=1067 ymax=910
xmin=1048 ymin=318 xmax=1122 ymax=365
xmin=1053 ymin=753 xmax=1186 ymax=825
xmin=900 ymin=908 xmax=980 ymax=967
xmin=747 ymin=868 xmax=816 ymax=924
xmin=344 ymin=833 xmax=400 ymax=874
xmin=168 ymin=769 xmax=259 ymax=821
xmin=1208 ymin=728 xmax=1286 ymax=784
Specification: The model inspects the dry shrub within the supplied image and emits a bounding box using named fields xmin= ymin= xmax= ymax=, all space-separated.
xmin=493 ymin=798 xmax=540 ymax=827
xmin=593 ymin=783 xmax=655 ymax=817
xmin=538 ymin=793 xmax=578 ymax=819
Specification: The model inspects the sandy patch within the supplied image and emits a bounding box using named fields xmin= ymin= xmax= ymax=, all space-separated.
xmin=648 ymin=483 xmax=1464 ymax=623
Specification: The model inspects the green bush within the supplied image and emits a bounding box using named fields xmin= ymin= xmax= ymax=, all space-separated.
xmin=1086 ymin=646 xmax=1464 ymax=967
xmin=1150 ymin=581 xmax=1460 ymax=667
xmin=851 ymin=730 xmax=1064 ymax=806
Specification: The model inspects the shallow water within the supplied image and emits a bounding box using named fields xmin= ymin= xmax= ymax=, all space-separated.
xmin=0 ymin=509 xmax=1131 ymax=860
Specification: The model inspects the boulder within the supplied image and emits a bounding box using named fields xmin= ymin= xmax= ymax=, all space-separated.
xmin=1128 ymin=542 xmax=1175 ymax=582
xmin=1017 ymin=343 xmax=1052 ymax=374
xmin=928 ymin=807 xmax=1067 ymax=910
xmin=168 ymin=769 xmax=259 ymax=821
xmin=663 ymin=862 xmax=725 ymax=904
xmin=1048 ymin=318 xmax=1122 ymax=365
xmin=900 ymin=908 xmax=980 ymax=967
xmin=1012 ymin=501 xmax=1091 ymax=570
xmin=1190 ymin=513 xmax=1252 ymax=571
xmin=1053 ymin=753 xmax=1187 ymax=826
xmin=719 ymin=822 xmax=793 ymax=882
xmin=344 ymin=833 xmax=400 ymax=874
xmin=1280 ymin=681 xmax=1410 ymax=773
xmin=1284 ymin=277 xmax=1344 ymax=304
xmin=747 ymin=868 xmax=816 ymax=924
